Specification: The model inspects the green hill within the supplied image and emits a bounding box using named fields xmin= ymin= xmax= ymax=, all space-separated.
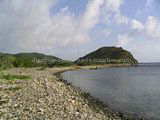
xmin=0 ymin=52 xmax=73 ymax=69
xmin=75 ymin=47 xmax=138 ymax=66
xmin=13 ymin=52 xmax=62 ymax=67
xmin=14 ymin=52 xmax=59 ymax=60
xmin=0 ymin=47 xmax=138 ymax=69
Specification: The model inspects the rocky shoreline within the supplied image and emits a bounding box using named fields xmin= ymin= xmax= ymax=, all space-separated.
xmin=56 ymin=69 xmax=145 ymax=120
xmin=0 ymin=67 xmax=143 ymax=120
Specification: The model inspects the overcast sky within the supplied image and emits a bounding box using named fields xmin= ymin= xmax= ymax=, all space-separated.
xmin=0 ymin=0 xmax=160 ymax=62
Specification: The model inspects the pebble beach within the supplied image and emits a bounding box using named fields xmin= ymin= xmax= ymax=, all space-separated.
xmin=0 ymin=67 xmax=142 ymax=120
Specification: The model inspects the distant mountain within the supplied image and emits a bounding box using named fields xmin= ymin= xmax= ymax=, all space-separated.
xmin=76 ymin=47 xmax=138 ymax=65
xmin=0 ymin=52 xmax=73 ymax=69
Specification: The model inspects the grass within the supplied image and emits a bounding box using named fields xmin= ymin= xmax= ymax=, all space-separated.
xmin=1 ymin=74 xmax=30 ymax=81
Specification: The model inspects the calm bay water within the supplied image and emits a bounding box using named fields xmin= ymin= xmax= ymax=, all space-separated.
xmin=62 ymin=63 xmax=160 ymax=120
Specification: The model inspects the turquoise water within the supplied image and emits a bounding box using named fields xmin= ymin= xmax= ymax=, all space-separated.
xmin=62 ymin=63 xmax=160 ymax=120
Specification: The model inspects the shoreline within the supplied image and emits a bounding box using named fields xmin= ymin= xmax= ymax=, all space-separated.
xmin=72 ymin=64 xmax=134 ymax=70
xmin=55 ymin=68 xmax=144 ymax=120
xmin=0 ymin=67 xmax=144 ymax=120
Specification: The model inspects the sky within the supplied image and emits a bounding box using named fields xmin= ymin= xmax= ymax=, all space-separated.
xmin=0 ymin=0 xmax=160 ymax=62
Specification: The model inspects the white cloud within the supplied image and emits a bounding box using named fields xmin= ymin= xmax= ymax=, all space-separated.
xmin=0 ymin=0 xmax=129 ymax=60
xmin=104 ymin=0 xmax=123 ymax=12
xmin=131 ymin=19 xmax=144 ymax=32
xmin=116 ymin=16 xmax=160 ymax=62
xmin=0 ymin=0 xmax=57 ymax=51
xmin=114 ymin=12 xmax=129 ymax=24
xmin=145 ymin=16 xmax=160 ymax=39
xmin=81 ymin=0 xmax=104 ymax=31
xmin=130 ymin=17 xmax=160 ymax=39
xmin=0 ymin=0 xmax=106 ymax=59
xmin=103 ymin=0 xmax=129 ymax=25
xmin=103 ymin=29 xmax=112 ymax=37
xmin=146 ymin=0 xmax=154 ymax=7
xmin=116 ymin=34 xmax=131 ymax=47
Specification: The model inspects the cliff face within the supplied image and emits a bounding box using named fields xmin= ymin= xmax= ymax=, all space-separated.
xmin=76 ymin=47 xmax=138 ymax=65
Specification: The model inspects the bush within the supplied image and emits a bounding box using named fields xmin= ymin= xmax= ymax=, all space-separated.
xmin=0 ymin=55 xmax=17 ymax=70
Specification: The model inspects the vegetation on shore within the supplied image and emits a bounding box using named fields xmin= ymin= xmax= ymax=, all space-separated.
xmin=0 ymin=52 xmax=74 ymax=69
xmin=0 ymin=46 xmax=138 ymax=69
xmin=0 ymin=71 xmax=30 ymax=84
xmin=1 ymin=74 xmax=30 ymax=81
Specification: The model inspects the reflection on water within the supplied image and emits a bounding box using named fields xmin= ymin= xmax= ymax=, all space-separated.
xmin=62 ymin=64 xmax=160 ymax=120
